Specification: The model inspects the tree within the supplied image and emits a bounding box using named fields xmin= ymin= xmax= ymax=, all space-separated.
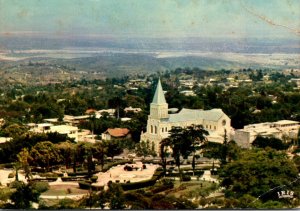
xmin=252 ymin=136 xmax=288 ymax=150
xmin=92 ymin=142 xmax=107 ymax=170
xmin=75 ymin=142 xmax=95 ymax=176
xmin=17 ymin=148 xmax=32 ymax=180
xmin=220 ymin=148 xmax=298 ymax=199
xmin=221 ymin=129 xmax=228 ymax=165
xmin=105 ymin=182 xmax=126 ymax=209
xmin=135 ymin=140 xmax=156 ymax=158
xmin=55 ymin=141 xmax=75 ymax=169
xmin=185 ymin=124 xmax=209 ymax=175
xmin=108 ymin=97 xmax=125 ymax=119
xmin=10 ymin=182 xmax=40 ymax=209
xmin=30 ymin=141 xmax=62 ymax=172
xmin=104 ymin=140 xmax=123 ymax=161
xmin=167 ymin=127 xmax=186 ymax=178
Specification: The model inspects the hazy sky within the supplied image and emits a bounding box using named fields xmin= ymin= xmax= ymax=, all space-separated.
xmin=0 ymin=0 xmax=299 ymax=39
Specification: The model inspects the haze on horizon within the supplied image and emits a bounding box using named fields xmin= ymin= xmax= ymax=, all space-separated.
xmin=0 ymin=0 xmax=300 ymax=41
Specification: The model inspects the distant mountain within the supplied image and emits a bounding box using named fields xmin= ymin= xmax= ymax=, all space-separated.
xmin=0 ymin=35 xmax=299 ymax=54
xmin=0 ymin=35 xmax=299 ymax=78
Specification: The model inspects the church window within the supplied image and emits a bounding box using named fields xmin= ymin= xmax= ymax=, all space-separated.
xmin=165 ymin=127 xmax=167 ymax=131
xmin=210 ymin=125 xmax=211 ymax=129
xmin=162 ymin=128 xmax=164 ymax=132
xmin=151 ymin=125 xmax=153 ymax=133
xmin=155 ymin=126 xmax=157 ymax=134
xmin=214 ymin=126 xmax=216 ymax=130
xmin=222 ymin=119 xmax=226 ymax=126
xmin=206 ymin=125 xmax=208 ymax=129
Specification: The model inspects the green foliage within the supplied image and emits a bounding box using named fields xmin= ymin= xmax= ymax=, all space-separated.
xmin=57 ymin=198 xmax=78 ymax=209
xmin=252 ymin=136 xmax=289 ymax=150
xmin=9 ymin=181 xmax=23 ymax=189
xmin=30 ymin=181 xmax=50 ymax=193
xmin=30 ymin=141 xmax=62 ymax=171
xmin=9 ymin=182 xmax=40 ymax=209
xmin=181 ymin=174 xmax=191 ymax=181
xmin=104 ymin=139 xmax=123 ymax=160
xmin=0 ymin=188 xmax=13 ymax=203
xmin=220 ymin=149 xmax=298 ymax=200
xmin=78 ymin=181 xmax=92 ymax=190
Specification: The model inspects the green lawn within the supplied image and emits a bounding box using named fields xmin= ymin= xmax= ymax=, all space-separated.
xmin=42 ymin=185 xmax=88 ymax=196
xmin=165 ymin=180 xmax=218 ymax=198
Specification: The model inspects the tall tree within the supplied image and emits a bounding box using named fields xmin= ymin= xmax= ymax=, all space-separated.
xmin=17 ymin=148 xmax=32 ymax=180
xmin=185 ymin=124 xmax=209 ymax=175
xmin=92 ymin=142 xmax=107 ymax=170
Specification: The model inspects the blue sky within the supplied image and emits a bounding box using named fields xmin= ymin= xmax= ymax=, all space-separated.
xmin=0 ymin=0 xmax=299 ymax=39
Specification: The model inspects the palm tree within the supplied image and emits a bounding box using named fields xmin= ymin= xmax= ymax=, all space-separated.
xmin=17 ymin=148 xmax=32 ymax=180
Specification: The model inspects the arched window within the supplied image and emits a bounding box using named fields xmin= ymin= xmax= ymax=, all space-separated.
xmin=151 ymin=125 xmax=153 ymax=133
xmin=155 ymin=126 xmax=157 ymax=134
xmin=165 ymin=127 xmax=167 ymax=131
xmin=162 ymin=128 xmax=164 ymax=132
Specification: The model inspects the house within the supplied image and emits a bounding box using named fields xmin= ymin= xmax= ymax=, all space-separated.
xmin=124 ymin=106 xmax=142 ymax=113
xmin=85 ymin=109 xmax=97 ymax=115
xmin=28 ymin=123 xmax=79 ymax=142
xmin=140 ymin=78 xmax=232 ymax=154
xmin=101 ymin=128 xmax=131 ymax=140
xmin=0 ymin=118 xmax=5 ymax=127
xmin=233 ymin=120 xmax=300 ymax=148
xmin=0 ymin=137 xmax=12 ymax=144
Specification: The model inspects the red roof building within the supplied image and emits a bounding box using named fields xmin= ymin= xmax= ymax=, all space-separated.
xmin=102 ymin=128 xmax=131 ymax=140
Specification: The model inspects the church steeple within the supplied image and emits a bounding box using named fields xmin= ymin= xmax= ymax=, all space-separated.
xmin=150 ymin=78 xmax=169 ymax=119
xmin=152 ymin=78 xmax=166 ymax=104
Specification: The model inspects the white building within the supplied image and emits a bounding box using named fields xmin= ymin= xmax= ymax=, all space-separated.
xmin=233 ymin=120 xmax=300 ymax=148
xmin=29 ymin=123 xmax=79 ymax=142
xmin=140 ymin=79 xmax=232 ymax=154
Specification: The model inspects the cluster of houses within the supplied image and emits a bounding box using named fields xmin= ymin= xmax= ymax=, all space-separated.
xmin=26 ymin=106 xmax=142 ymax=143
xmin=0 ymin=79 xmax=300 ymax=155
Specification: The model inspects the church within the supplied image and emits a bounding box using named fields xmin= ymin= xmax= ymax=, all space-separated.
xmin=140 ymin=78 xmax=232 ymax=154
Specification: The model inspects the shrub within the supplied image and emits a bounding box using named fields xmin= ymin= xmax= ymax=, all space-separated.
xmin=9 ymin=181 xmax=23 ymax=189
xmin=58 ymin=198 xmax=77 ymax=209
xmin=30 ymin=181 xmax=49 ymax=193
xmin=0 ymin=187 xmax=13 ymax=201
xmin=46 ymin=177 xmax=58 ymax=181
xmin=121 ymin=176 xmax=158 ymax=191
xmin=0 ymin=163 xmax=14 ymax=169
xmin=182 ymin=175 xmax=191 ymax=181
xmin=61 ymin=176 xmax=88 ymax=182
xmin=78 ymin=181 xmax=91 ymax=190
xmin=39 ymin=172 xmax=58 ymax=177
xmin=90 ymin=176 xmax=98 ymax=183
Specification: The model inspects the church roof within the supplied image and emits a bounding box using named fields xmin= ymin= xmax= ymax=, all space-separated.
xmin=165 ymin=108 xmax=225 ymax=123
xmin=152 ymin=78 xmax=167 ymax=104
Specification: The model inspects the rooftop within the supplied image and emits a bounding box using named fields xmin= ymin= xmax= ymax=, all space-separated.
xmin=105 ymin=128 xmax=130 ymax=137
xmin=165 ymin=108 xmax=225 ymax=123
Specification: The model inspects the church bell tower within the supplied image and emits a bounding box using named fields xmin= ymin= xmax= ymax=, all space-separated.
xmin=150 ymin=78 xmax=169 ymax=119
